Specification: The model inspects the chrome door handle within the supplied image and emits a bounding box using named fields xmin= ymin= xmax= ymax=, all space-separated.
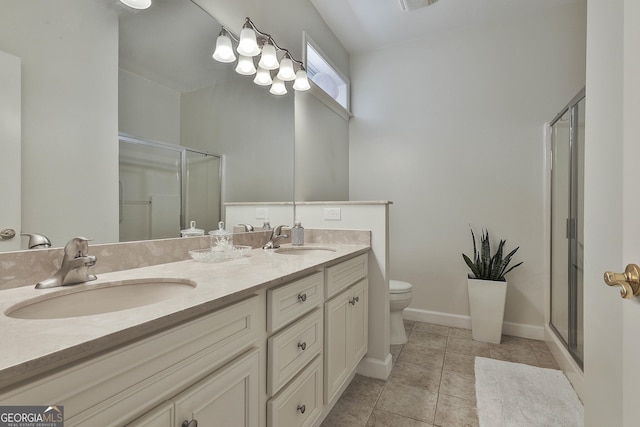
xmin=604 ymin=264 xmax=640 ymax=299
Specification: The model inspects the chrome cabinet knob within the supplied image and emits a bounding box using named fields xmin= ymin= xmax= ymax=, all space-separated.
xmin=298 ymin=293 xmax=307 ymax=302
xmin=181 ymin=419 xmax=198 ymax=427
xmin=297 ymin=404 xmax=306 ymax=414
xmin=298 ymin=341 xmax=307 ymax=351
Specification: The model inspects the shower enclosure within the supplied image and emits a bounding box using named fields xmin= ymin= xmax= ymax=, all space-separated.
xmin=549 ymin=88 xmax=585 ymax=368
xmin=119 ymin=135 xmax=221 ymax=242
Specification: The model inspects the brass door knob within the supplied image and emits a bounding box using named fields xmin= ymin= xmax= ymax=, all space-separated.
xmin=604 ymin=264 xmax=640 ymax=299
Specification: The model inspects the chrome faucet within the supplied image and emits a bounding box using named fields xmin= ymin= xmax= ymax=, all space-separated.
xmin=236 ymin=223 xmax=254 ymax=232
xmin=21 ymin=233 xmax=52 ymax=249
xmin=263 ymin=225 xmax=289 ymax=249
xmin=35 ymin=237 xmax=97 ymax=289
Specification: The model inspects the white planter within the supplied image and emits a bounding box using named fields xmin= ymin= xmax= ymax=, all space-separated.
xmin=467 ymin=278 xmax=507 ymax=344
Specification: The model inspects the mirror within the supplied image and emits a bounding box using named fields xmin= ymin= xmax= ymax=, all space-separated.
xmin=0 ymin=0 xmax=294 ymax=252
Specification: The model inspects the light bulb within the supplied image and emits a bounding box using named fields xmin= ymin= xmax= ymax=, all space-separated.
xmin=120 ymin=0 xmax=151 ymax=9
xmin=276 ymin=57 xmax=296 ymax=81
xmin=237 ymin=27 xmax=260 ymax=57
xmin=254 ymin=67 xmax=273 ymax=86
xmin=292 ymin=69 xmax=311 ymax=91
xmin=270 ymin=77 xmax=287 ymax=95
xmin=235 ymin=55 xmax=256 ymax=76
xmin=212 ymin=33 xmax=236 ymax=63
xmin=258 ymin=43 xmax=279 ymax=70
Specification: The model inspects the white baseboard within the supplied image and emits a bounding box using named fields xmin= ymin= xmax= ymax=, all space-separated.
xmin=545 ymin=325 xmax=584 ymax=400
xmin=403 ymin=308 xmax=545 ymax=340
xmin=356 ymin=353 xmax=392 ymax=380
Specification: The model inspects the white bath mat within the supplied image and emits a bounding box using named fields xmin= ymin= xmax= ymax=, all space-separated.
xmin=475 ymin=357 xmax=583 ymax=427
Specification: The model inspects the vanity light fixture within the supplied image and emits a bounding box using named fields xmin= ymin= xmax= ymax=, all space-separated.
xmin=269 ymin=77 xmax=287 ymax=96
xmin=258 ymin=42 xmax=279 ymax=70
xmin=276 ymin=54 xmax=296 ymax=81
xmin=254 ymin=67 xmax=273 ymax=86
xmin=235 ymin=55 xmax=257 ymax=76
xmin=212 ymin=29 xmax=236 ymax=63
xmin=212 ymin=17 xmax=310 ymax=95
xmin=119 ymin=0 xmax=152 ymax=9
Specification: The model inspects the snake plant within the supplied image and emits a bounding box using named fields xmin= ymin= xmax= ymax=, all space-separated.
xmin=462 ymin=228 xmax=523 ymax=282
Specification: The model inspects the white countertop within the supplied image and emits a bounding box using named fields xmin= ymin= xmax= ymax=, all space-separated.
xmin=0 ymin=243 xmax=369 ymax=390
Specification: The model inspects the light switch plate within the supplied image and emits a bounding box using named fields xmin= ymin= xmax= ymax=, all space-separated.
xmin=256 ymin=208 xmax=269 ymax=219
xmin=324 ymin=208 xmax=341 ymax=220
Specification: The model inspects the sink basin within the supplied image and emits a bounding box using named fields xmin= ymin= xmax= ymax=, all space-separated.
xmin=274 ymin=247 xmax=336 ymax=255
xmin=6 ymin=278 xmax=196 ymax=320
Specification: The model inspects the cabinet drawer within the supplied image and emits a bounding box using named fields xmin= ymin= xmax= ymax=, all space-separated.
xmin=268 ymin=309 xmax=323 ymax=396
xmin=325 ymin=253 xmax=368 ymax=299
xmin=267 ymin=355 xmax=323 ymax=427
xmin=268 ymin=271 xmax=323 ymax=333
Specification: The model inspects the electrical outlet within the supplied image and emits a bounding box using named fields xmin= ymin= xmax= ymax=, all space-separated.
xmin=324 ymin=207 xmax=341 ymax=220
xmin=256 ymin=208 xmax=269 ymax=219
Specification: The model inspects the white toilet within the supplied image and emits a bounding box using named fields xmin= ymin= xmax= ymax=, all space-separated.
xmin=389 ymin=279 xmax=414 ymax=345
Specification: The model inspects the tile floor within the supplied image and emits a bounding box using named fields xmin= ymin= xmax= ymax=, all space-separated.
xmin=321 ymin=320 xmax=561 ymax=427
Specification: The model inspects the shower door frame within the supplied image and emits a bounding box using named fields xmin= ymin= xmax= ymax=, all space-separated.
xmin=549 ymin=88 xmax=585 ymax=369
xmin=119 ymin=134 xmax=223 ymax=233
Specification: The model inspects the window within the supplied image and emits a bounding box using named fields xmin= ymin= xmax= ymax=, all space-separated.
xmin=304 ymin=33 xmax=350 ymax=116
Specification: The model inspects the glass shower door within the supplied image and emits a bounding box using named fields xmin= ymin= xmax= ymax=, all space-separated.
xmin=550 ymin=92 xmax=584 ymax=367
xmin=183 ymin=150 xmax=221 ymax=235
xmin=119 ymin=136 xmax=221 ymax=242
xmin=119 ymin=140 xmax=182 ymax=242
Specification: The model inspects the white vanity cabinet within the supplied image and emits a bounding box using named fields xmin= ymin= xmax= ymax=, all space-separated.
xmin=266 ymin=272 xmax=324 ymax=427
xmin=0 ymin=295 xmax=262 ymax=426
xmin=0 ymin=247 xmax=371 ymax=427
xmin=324 ymin=254 xmax=369 ymax=404
xmin=131 ymin=349 xmax=260 ymax=427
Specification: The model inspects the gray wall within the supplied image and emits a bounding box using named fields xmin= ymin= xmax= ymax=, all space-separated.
xmin=349 ymin=2 xmax=587 ymax=331
xmin=0 ymin=0 xmax=119 ymax=247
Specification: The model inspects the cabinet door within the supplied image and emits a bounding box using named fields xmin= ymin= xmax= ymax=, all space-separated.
xmin=349 ymin=279 xmax=368 ymax=366
xmin=173 ymin=349 xmax=260 ymax=427
xmin=128 ymin=401 xmax=174 ymax=427
xmin=324 ymin=289 xmax=350 ymax=403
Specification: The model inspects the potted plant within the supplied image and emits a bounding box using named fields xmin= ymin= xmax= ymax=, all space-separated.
xmin=462 ymin=227 xmax=523 ymax=344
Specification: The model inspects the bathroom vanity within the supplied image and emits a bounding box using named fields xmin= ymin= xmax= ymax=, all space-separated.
xmin=0 ymin=244 xmax=369 ymax=426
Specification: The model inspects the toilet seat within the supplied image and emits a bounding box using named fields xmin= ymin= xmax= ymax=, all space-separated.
xmin=390 ymin=279 xmax=412 ymax=294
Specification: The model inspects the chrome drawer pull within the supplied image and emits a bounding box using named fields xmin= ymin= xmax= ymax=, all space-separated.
xmin=297 ymin=404 xmax=306 ymax=414
xmin=298 ymin=341 xmax=307 ymax=351
xmin=298 ymin=293 xmax=307 ymax=302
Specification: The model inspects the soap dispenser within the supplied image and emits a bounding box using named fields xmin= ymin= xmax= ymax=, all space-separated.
xmin=291 ymin=218 xmax=304 ymax=246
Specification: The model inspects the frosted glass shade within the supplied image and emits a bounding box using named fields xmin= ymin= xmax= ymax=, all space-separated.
xmin=276 ymin=57 xmax=296 ymax=81
xmin=235 ymin=55 xmax=256 ymax=75
xmin=237 ymin=28 xmax=260 ymax=57
xmin=258 ymin=43 xmax=279 ymax=70
xmin=212 ymin=34 xmax=236 ymax=63
xmin=254 ymin=67 xmax=273 ymax=86
xmin=292 ymin=69 xmax=311 ymax=91
xmin=270 ymin=77 xmax=287 ymax=95
xmin=120 ymin=0 xmax=151 ymax=9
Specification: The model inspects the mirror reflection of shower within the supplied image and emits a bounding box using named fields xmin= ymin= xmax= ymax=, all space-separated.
xmin=118 ymin=135 xmax=221 ymax=242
